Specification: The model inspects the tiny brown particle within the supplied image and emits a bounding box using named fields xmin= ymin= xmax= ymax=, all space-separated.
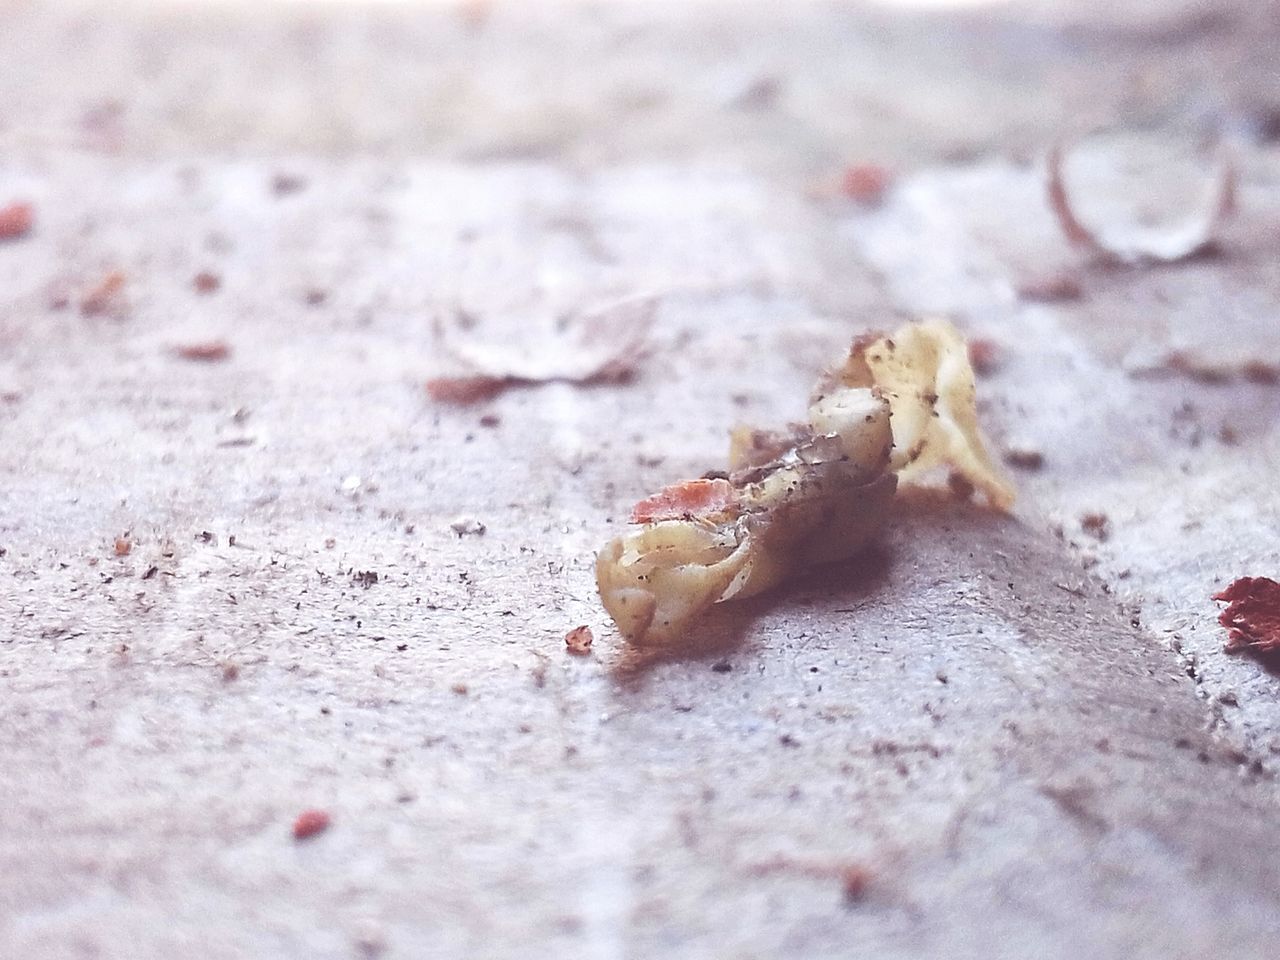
xmin=1003 ymin=447 xmax=1044 ymax=470
xmin=192 ymin=271 xmax=222 ymax=294
xmin=174 ymin=341 xmax=231 ymax=362
xmin=427 ymin=376 xmax=508 ymax=405
xmin=451 ymin=682 xmax=469 ymax=695
xmin=564 ymin=625 xmax=594 ymax=655
xmin=114 ymin=537 xmax=132 ymax=557
xmin=1080 ymin=512 xmax=1109 ymax=541
xmin=1016 ymin=272 xmax=1082 ymax=303
xmin=292 ymin=809 xmax=331 ymax=840
xmin=0 ymin=202 xmax=34 ymax=241
xmin=967 ymin=338 xmax=999 ymax=376
xmin=946 ymin=471 xmax=975 ymax=501
xmin=221 ymin=663 xmax=240 ymax=682
xmin=840 ymin=865 xmax=872 ymax=904
xmin=80 ymin=270 xmax=126 ymax=317
xmin=479 ymin=414 xmax=501 ymax=428
xmin=1242 ymin=361 xmax=1279 ymax=385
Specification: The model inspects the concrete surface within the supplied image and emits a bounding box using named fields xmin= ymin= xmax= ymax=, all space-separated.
xmin=2 ymin=1 xmax=1280 ymax=958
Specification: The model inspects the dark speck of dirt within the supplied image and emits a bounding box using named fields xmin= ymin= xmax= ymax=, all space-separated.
xmin=1004 ymin=447 xmax=1044 ymax=470
xmin=841 ymin=865 xmax=872 ymax=905
xmin=712 ymin=661 xmax=732 ymax=673
xmin=1080 ymin=512 xmax=1109 ymax=541
xmin=353 ymin=570 xmax=379 ymax=589
xmin=1248 ymin=103 xmax=1280 ymax=143
xmin=272 ymin=172 xmax=308 ymax=196
xmin=967 ymin=338 xmax=999 ymax=376
xmin=304 ymin=289 xmax=328 ymax=307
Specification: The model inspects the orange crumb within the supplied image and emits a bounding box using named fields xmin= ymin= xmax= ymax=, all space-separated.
xmin=292 ymin=809 xmax=330 ymax=840
xmin=631 ymin=478 xmax=735 ymax=524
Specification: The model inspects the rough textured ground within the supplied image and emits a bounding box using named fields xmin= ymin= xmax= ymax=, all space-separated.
xmin=2 ymin=1 xmax=1280 ymax=958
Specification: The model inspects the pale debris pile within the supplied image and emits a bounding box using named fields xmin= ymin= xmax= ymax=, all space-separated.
xmin=426 ymin=296 xmax=657 ymax=404
xmin=597 ymin=319 xmax=1014 ymax=646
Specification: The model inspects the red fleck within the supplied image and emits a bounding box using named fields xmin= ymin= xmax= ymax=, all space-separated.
xmin=114 ymin=537 xmax=132 ymax=557
xmin=967 ymin=338 xmax=1000 ymax=376
xmin=1213 ymin=577 xmax=1280 ymax=653
xmin=564 ymin=625 xmax=594 ymax=656
xmin=174 ymin=341 xmax=231 ymax=362
xmin=840 ymin=164 xmax=891 ymax=204
xmin=292 ymin=809 xmax=331 ymax=840
xmin=426 ymin=375 xmax=507 ymax=405
xmin=193 ymin=271 xmax=222 ymax=294
xmin=80 ymin=270 xmax=127 ymax=317
xmin=0 ymin=202 xmax=33 ymax=241
xmin=631 ymin=478 xmax=736 ymax=523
